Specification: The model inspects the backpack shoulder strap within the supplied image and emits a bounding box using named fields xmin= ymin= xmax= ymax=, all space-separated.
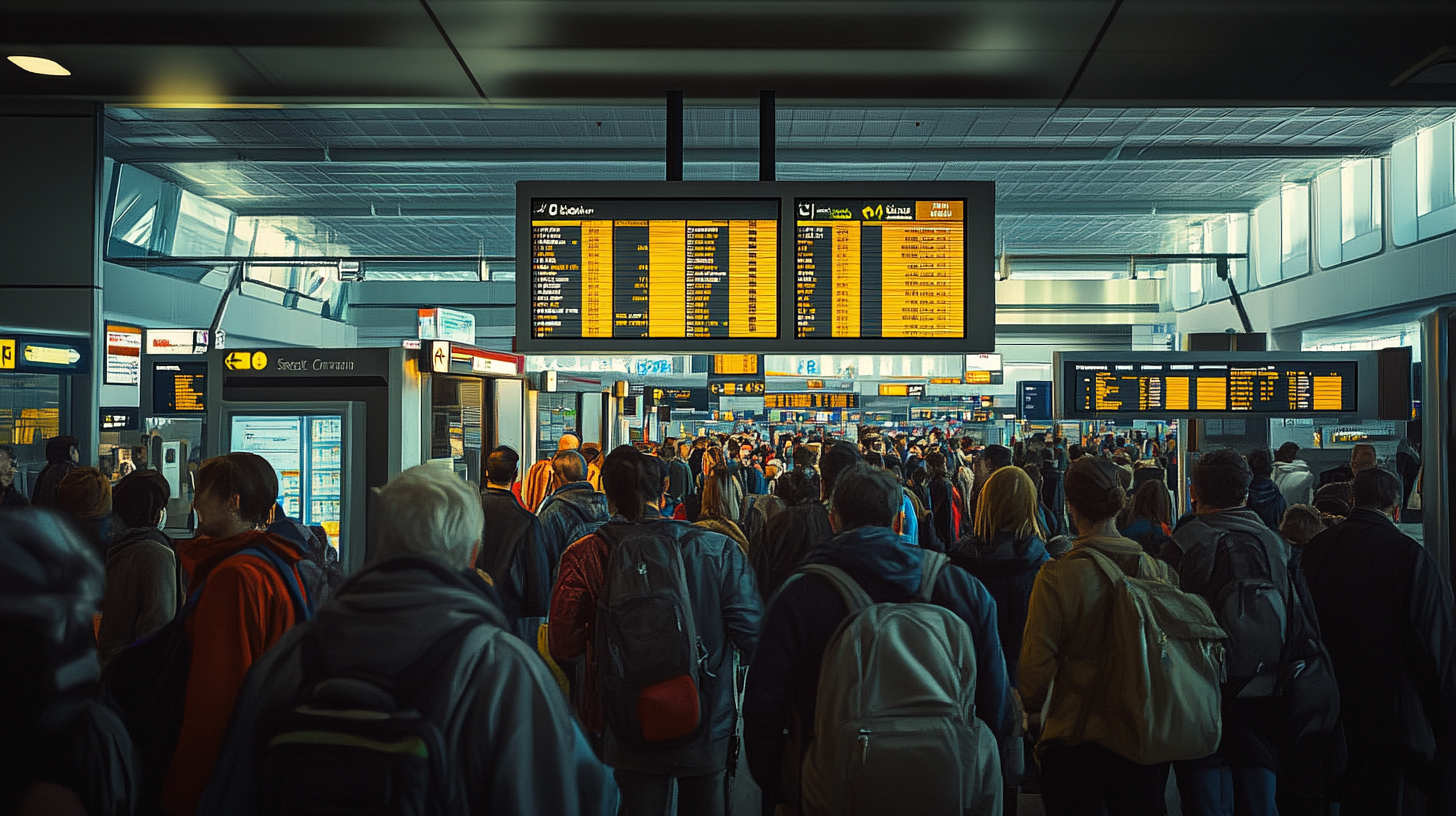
xmin=915 ymin=551 xmax=949 ymax=603
xmin=237 ymin=545 xmax=314 ymax=622
xmin=798 ymin=564 xmax=873 ymax=616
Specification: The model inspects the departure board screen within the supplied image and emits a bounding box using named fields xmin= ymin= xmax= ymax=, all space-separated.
xmin=1064 ymin=361 xmax=1359 ymax=417
xmin=152 ymin=361 xmax=207 ymax=414
xmin=795 ymin=199 xmax=965 ymax=339
xmin=530 ymin=199 xmax=778 ymax=342
xmin=764 ymin=392 xmax=860 ymax=409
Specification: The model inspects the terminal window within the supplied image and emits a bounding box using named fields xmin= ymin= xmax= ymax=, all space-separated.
xmin=795 ymin=198 xmax=965 ymax=339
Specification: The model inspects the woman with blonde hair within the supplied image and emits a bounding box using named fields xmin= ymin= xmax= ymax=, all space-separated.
xmin=697 ymin=445 xmax=742 ymax=522
xmin=695 ymin=468 xmax=749 ymax=553
xmin=946 ymin=464 xmax=1048 ymax=682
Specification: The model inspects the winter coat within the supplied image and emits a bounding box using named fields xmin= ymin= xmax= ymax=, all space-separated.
xmin=700 ymin=469 xmax=743 ymax=522
xmin=536 ymin=482 xmax=610 ymax=578
xmin=744 ymin=525 xmax=1016 ymax=808
xmin=479 ymin=487 xmax=553 ymax=640
xmin=97 ymin=526 xmax=181 ymax=667
xmin=927 ymin=476 xmax=956 ymax=546
xmin=1019 ymin=533 xmax=1173 ymax=762
xmin=548 ymin=509 xmax=761 ymax=768
xmin=162 ymin=530 xmax=310 ymax=816
xmin=1160 ymin=510 xmax=1289 ymax=770
xmin=522 ymin=459 xmax=555 ymax=512
xmin=947 ymin=530 xmax=1049 ymax=684
xmin=1119 ymin=517 xmax=1173 ymax=558
xmin=1302 ymin=508 xmax=1456 ymax=809
xmin=1039 ymin=464 xmax=1067 ymax=537
xmin=30 ymin=458 xmax=76 ymax=508
xmin=753 ymin=500 xmax=835 ymax=603
xmin=200 ymin=555 xmax=618 ymax=816
xmin=1273 ymin=460 xmax=1315 ymax=506
xmin=696 ymin=515 xmax=749 ymax=553
xmin=1245 ymin=475 xmax=1288 ymax=532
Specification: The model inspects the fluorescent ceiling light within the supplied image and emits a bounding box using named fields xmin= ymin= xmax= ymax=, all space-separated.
xmin=7 ymin=56 xmax=70 ymax=76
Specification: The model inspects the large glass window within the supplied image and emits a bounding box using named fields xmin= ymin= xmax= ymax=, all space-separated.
xmin=0 ymin=373 xmax=63 ymax=502
xmin=172 ymin=191 xmax=233 ymax=256
xmin=1250 ymin=185 xmax=1310 ymax=286
xmin=1317 ymin=158 xmax=1383 ymax=267
xmin=1198 ymin=214 xmax=1249 ymax=299
xmin=1393 ymin=117 xmax=1456 ymax=245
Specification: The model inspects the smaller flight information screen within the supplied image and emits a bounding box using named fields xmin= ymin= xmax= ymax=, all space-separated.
xmin=795 ymin=198 xmax=965 ymax=339
xmin=1064 ymin=360 xmax=1359 ymax=417
xmin=152 ymin=361 xmax=207 ymax=414
xmin=530 ymin=198 xmax=777 ymax=342
xmin=763 ymin=392 xmax=860 ymax=409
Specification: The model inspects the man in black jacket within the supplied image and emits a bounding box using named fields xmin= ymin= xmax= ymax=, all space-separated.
xmin=478 ymin=446 xmax=552 ymax=642
xmin=1244 ymin=448 xmax=1287 ymax=532
xmin=1302 ymin=468 xmax=1456 ymax=815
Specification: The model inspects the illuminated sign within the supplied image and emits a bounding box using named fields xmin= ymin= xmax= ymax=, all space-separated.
xmin=1019 ymin=381 xmax=1053 ymax=421
xmin=763 ymin=392 xmax=860 ymax=409
xmin=105 ymin=324 xmax=143 ymax=385
xmin=100 ymin=407 xmax=140 ymax=431
xmin=712 ymin=354 xmax=760 ymax=375
xmin=146 ymin=329 xmax=209 ymax=355
xmin=0 ymin=334 xmax=89 ymax=374
xmin=152 ymin=361 xmax=207 ymax=414
xmin=878 ymin=383 xmax=926 ymax=397
xmin=965 ymin=353 xmax=1003 ymax=384
xmin=708 ymin=379 xmax=766 ymax=396
xmin=1063 ymin=359 xmax=1359 ymax=417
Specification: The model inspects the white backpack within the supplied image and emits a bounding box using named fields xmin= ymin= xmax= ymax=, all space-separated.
xmin=796 ymin=553 xmax=1002 ymax=816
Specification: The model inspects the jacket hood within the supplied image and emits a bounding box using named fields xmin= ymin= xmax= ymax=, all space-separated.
xmin=1273 ymin=460 xmax=1309 ymax=475
xmin=305 ymin=556 xmax=505 ymax=685
xmin=971 ymin=529 xmax=1049 ymax=568
xmin=804 ymin=525 xmax=926 ymax=597
xmin=180 ymin=529 xmax=306 ymax=584
xmin=1188 ymin=507 xmax=1276 ymax=540
xmin=1247 ymin=476 xmax=1283 ymax=506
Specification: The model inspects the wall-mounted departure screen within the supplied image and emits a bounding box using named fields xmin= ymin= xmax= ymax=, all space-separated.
xmin=795 ymin=199 xmax=964 ymax=340
xmin=1062 ymin=360 xmax=1359 ymax=417
xmin=764 ymin=392 xmax=860 ymax=409
xmin=529 ymin=198 xmax=778 ymax=343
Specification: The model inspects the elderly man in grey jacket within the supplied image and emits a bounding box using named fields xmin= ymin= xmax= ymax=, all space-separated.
xmin=200 ymin=465 xmax=617 ymax=815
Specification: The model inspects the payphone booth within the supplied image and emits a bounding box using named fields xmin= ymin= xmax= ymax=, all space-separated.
xmin=0 ymin=331 xmax=91 ymax=502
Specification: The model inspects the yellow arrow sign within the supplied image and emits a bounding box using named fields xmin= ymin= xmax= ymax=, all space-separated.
xmin=0 ymin=339 xmax=13 ymax=370
xmin=225 ymin=351 xmax=253 ymax=370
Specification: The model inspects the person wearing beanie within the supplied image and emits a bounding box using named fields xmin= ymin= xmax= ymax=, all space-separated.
xmin=56 ymin=467 xmax=114 ymax=559
xmin=31 ymin=435 xmax=80 ymax=508
xmin=97 ymin=470 xmax=181 ymax=667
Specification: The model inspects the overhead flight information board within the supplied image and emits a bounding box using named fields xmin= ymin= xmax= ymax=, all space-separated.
xmin=529 ymin=198 xmax=777 ymax=342
xmin=1063 ymin=359 xmax=1359 ymax=417
xmin=796 ymin=199 xmax=965 ymax=339
xmin=764 ymin=392 xmax=860 ymax=409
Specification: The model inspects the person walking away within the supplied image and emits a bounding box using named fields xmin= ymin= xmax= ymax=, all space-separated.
xmin=753 ymin=441 xmax=858 ymax=602
xmin=149 ymin=452 xmax=312 ymax=816
xmin=98 ymin=470 xmax=180 ymax=667
xmin=660 ymin=439 xmax=693 ymax=517
xmin=525 ymin=433 xmax=580 ymax=512
xmin=31 ymin=435 xmax=80 ymax=508
xmin=549 ymin=446 xmax=761 ymax=816
xmin=56 ymin=467 xmax=115 ymax=560
xmin=0 ymin=444 xmax=30 ymax=508
xmin=1301 ymin=468 xmax=1456 ymax=815
xmin=744 ymin=463 xmax=1015 ymax=815
xmin=945 ymin=465 xmax=1048 ymax=684
xmin=695 ymin=469 xmax=749 ymax=553
xmin=1159 ymin=449 xmax=1333 ymax=816
xmin=581 ymin=442 xmax=604 ymax=491
xmin=924 ymin=451 xmax=957 ymax=547
xmin=0 ymin=509 xmax=137 ymax=816
xmin=733 ymin=443 xmax=767 ymax=497
xmin=1119 ymin=478 xmax=1175 ymax=557
xmin=536 ymin=450 xmax=610 ymax=579
xmin=1021 ymin=456 xmax=1223 ymax=815
xmin=1244 ymin=448 xmax=1287 ymax=532
xmin=1272 ymin=442 xmax=1315 ymax=507
xmin=698 ymin=445 xmax=743 ymax=523
xmin=1038 ymin=448 xmax=1067 ymax=537
xmin=478 ymin=445 xmax=552 ymax=641
xmin=200 ymin=464 xmax=618 ymax=814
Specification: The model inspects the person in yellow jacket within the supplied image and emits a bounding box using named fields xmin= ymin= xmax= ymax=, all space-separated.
xmin=523 ymin=433 xmax=579 ymax=512
xmin=1018 ymin=456 xmax=1172 ymax=816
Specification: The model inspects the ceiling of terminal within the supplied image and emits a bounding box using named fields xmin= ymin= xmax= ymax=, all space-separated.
xmin=4 ymin=0 xmax=1455 ymax=106
xmin=103 ymin=105 xmax=1453 ymax=260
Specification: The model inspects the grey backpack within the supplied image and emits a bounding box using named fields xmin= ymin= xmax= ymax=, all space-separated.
xmin=797 ymin=553 xmax=1002 ymax=816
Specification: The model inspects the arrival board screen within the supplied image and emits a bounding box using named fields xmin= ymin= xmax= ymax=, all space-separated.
xmin=1065 ymin=360 xmax=1359 ymax=417
xmin=795 ymin=198 xmax=965 ymax=339
xmin=530 ymin=199 xmax=778 ymax=341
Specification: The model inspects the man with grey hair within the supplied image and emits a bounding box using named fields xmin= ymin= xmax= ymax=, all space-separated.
xmin=537 ymin=449 xmax=610 ymax=578
xmin=201 ymin=465 xmax=617 ymax=814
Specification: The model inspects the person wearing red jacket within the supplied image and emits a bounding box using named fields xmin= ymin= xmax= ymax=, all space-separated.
xmin=160 ymin=452 xmax=309 ymax=816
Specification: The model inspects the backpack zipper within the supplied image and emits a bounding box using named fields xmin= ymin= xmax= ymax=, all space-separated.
xmin=859 ymin=729 xmax=871 ymax=763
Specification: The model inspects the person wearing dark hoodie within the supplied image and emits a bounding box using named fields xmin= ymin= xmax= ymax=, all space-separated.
xmin=161 ymin=452 xmax=312 ymax=816
xmin=1038 ymin=448 xmax=1068 ymax=537
xmin=946 ymin=465 xmax=1049 ymax=683
xmin=536 ymin=449 xmax=611 ymax=579
xmin=1244 ymin=448 xmax=1287 ymax=532
xmin=477 ymin=445 xmax=552 ymax=641
xmin=753 ymin=441 xmax=858 ymax=602
xmin=30 ymin=435 xmax=79 ymax=508
xmin=745 ymin=463 xmax=1015 ymax=813
xmin=97 ymin=470 xmax=181 ymax=667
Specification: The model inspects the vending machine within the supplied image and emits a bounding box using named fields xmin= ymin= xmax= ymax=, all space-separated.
xmin=228 ymin=412 xmax=351 ymax=549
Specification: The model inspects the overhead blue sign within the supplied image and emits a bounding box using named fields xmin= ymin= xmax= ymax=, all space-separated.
xmin=1019 ymin=380 xmax=1053 ymax=421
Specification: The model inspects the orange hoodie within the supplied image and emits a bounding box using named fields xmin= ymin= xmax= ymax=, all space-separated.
xmin=161 ymin=530 xmax=308 ymax=816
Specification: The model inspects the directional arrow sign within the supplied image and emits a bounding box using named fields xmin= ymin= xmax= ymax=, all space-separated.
xmin=0 ymin=340 xmax=13 ymax=370
xmin=224 ymin=351 xmax=253 ymax=370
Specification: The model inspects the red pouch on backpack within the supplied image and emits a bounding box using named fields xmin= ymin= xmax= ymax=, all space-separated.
xmin=636 ymin=675 xmax=701 ymax=741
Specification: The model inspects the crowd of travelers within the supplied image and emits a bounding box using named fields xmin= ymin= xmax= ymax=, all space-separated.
xmin=2 ymin=423 xmax=1451 ymax=816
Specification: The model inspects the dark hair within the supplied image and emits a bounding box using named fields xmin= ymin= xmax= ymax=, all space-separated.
xmin=485 ymin=446 xmax=520 ymax=485
xmin=775 ymin=467 xmax=820 ymax=505
xmin=982 ymin=444 xmax=1013 ymax=472
xmin=196 ymin=452 xmax=279 ymax=527
xmin=600 ymin=445 xmax=659 ymax=522
xmin=1192 ymin=449 xmax=1252 ymax=510
xmin=1280 ymin=504 xmax=1327 ymax=548
xmin=1351 ymin=467 xmax=1402 ymax=511
xmin=818 ymin=441 xmax=863 ymax=499
xmin=925 ymin=451 xmax=949 ymax=480
xmin=1126 ymin=479 xmax=1172 ymax=528
xmin=552 ymin=450 xmax=586 ymax=483
xmin=1064 ymin=456 xmax=1126 ymax=522
xmin=1247 ymin=448 xmax=1275 ymax=478
xmin=0 ymin=444 xmax=15 ymax=462
xmin=1275 ymin=441 xmax=1300 ymax=463
xmin=862 ymin=451 xmax=884 ymax=469
xmin=830 ymin=464 xmax=903 ymax=530
xmin=1068 ymin=444 xmax=1084 ymax=460
xmin=1021 ymin=464 xmax=1043 ymax=491
xmin=113 ymin=470 xmax=171 ymax=528
xmin=44 ymin=436 xmax=79 ymax=464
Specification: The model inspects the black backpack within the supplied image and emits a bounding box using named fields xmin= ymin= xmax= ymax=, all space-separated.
xmin=1182 ymin=522 xmax=1289 ymax=697
xmin=594 ymin=520 xmax=709 ymax=749
xmin=254 ymin=559 xmax=495 ymax=816
xmin=100 ymin=544 xmax=312 ymax=812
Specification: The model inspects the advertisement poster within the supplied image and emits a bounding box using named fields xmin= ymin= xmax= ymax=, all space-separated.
xmin=105 ymin=324 xmax=143 ymax=385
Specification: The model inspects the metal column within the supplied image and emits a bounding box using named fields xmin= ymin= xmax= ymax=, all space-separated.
xmin=1421 ymin=307 xmax=1452 ymax=584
